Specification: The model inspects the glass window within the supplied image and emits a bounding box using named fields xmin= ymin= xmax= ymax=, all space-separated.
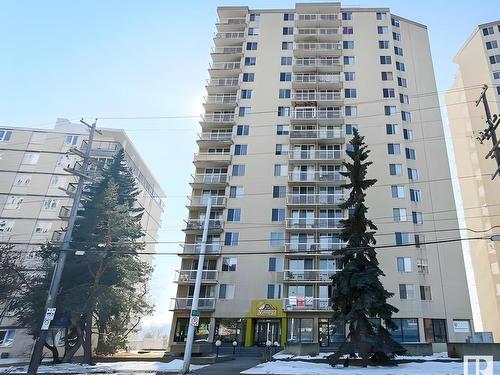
xmin=343 ymin=27 xmax=353 ymax=35
xmin=393 ymin=32 xmax=401 ymax=41
xmin=394 ymin=46 xmax=404 ymax=56
xmin=0 ymin=130 xmax=12 ymax=142
xmin=376 ymin=12 xmax=387 ymax=20
xmin=278 ymin=106 xmax=290 ymax=116
xmin=214 ymin=318 xmax=245 ymax=343
xmin=0 ymin=330 xmax=16 ymax=347
xmin=424 ymin=319 xmax=447 ymax=343
xmin=407 ymin=168 xmax=419 ymax=180
xmin=344 ymin=88 xmax=357 ymax=98
xmin=267 ymin=284 xmax=282 ymax=299
xmin=383 ymin=88 xmax=395 ymax=98
xmin=420 ymin=285 xmax=432 ymax=300
xmin=395 ymin=232 xmax=410 ymax=245
xmin=242 ymin=73 xmax=255 ymax=82
xmin=397 ymin=257 xmax=412 ymax=272
xmin=277 ymin=124 xmax=289 ymax=135
xmin=377 ymin=26 xmax=389 ymax=34
xmin=391 ymin=185 xmax=405 ymax=198
xmin=282 ymin=42 xmax=293 ymax=50
xmin=284 ymin=13 xmax=294 ymax=21
xmin=344 ymin=72 xmax=355 ymax=81
xmin=246 ymin=42 xmax=258 ymax=50
xmin=381 ymin=71 xmax=393 ymax=81
xmin=345 ymin=124 xmax=358 ymax=135
xmin=279 ymin=89 xmax=291 ymax=99
xmin=64 ymin=135 xmax=79 ymax=145
xmin=232 ymin=164 xmax=245 ymax=176
xmin=241 ymin=89 xmax=252 ymax=99
xmin=224 ymin=232 xmax=239 ymax=246
xmin=219 ymin=284 xmax=235 ymax=299
xmin=405 ymin=147 xmax=416 ymax=160
xmin=238 ymin=107 xmax=251 ymax=117
xmin=384 ymin=106 xmax=396 ymax=115
xmin=412 ymin=211 xmax=423 ymax=224
xmin=389 ymin=163 xmax=403 ymax=176
xmin=248 ymin=27 xmax=259 ymax=36
xmin=388 ymin=143 xmax=401 ymax=155
xmin=270 ymin=232 xmax=285 ymax=247
xmin=403 ymin=128 xmax=413 ymax=140
xmin=229 ymin=186 xmax=244 ymax=198
xmin=287 ymin=318 xmax=314 ymax=343
xmin=399 ymin=284 xmax=415 ymax=299
xmin=244 ymin=57 xmax=256 ymax=66
xmin=393 ymin=208 xmax=407 ymax=221
xmin=410 ymin=189 xmax=421 ymax=202
xmin=343 ymin=56 xmax=355 ymax=65
xmin=281 ymin=56 xmax=292 ymax=65
xmin=283 ymin=27 xmax=294 ymax=35
xmin=273 ymin=186 xmax=286 ymax=198
xmin=386 ymin=124 xmax=398 ymax=134
xmin=380 ymin=55 xmax=392 ymax=64
xmin=379 ymin=40 xmax=389 ymax=49
xmin=272 ymin=208 xmax=285 ymax=222
xmin=417 ymin=258 xmax=429 ymax=274
xmin=280 ymin=72 xmax=292 ymax=81
xmin=342 ymin=12 xmax=352 ymax=20
xmin=483 ymin=26 xmax=494 ymax=36
xmin=222 ymin=257 xmax=237 ymax=271
xmin=234 ymin=144 xmax=247 ymax=155
xmin=174 ymin=318 xmax=210 ymax=342
xmin=274 ymin=164 xmax=287 ymax=176
xmin=343 ymin=40 xmax=354 ymax=49
xmin=396 ymin=61 xmax=405 ymax=71
xmin=345 ymin=105 xmax=357 ymax=116
xmin=391 ymin=318 xmax=419 ymax=343
xmin=237 ymin=125 xmax=249 ymax=136
xmin=227 ymin=208 xmax=241 ymax=221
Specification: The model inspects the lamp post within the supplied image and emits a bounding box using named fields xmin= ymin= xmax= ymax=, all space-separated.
xmin=273 ymin=341 xmax=280 ymax=357
xmin=265 ymin=340 xmax=272 ymax=362
xmin=215 ymin=339 xmax=221 ymax=358
xmin=232 ymin=340 xmax=237 ymax=358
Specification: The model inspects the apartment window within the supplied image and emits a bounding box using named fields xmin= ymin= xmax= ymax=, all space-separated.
xmin=273 ymin=186 xmax=286 ymax=198
xmin=42 ymin=198 xmax=58 ymax=210
xmin=389 ymin=163 xmax=403 ymax=176
xmin=240 ymin=89 xmax=252 ymax=99
xmin=219 ymin=284 xmax=235 ymax=299
xmin=483 ymin=26 xmax=494 ymax=36
xmin=222 ymin=257 xmax=237 ymax=271
xmin=395 ymin=232 xmax=410 ymax=245
xmin=393 ymin=208 xmax=408 ymax=222
xmin=274 ymin=164 xmax=287 ymax=176
xmin=486 ymin=40 xmax=498 ymax=50
xmin=378 ymin=26 xmax=389 ymax=34
xmin=407 ymin=168 xmax=419 ymax=181
xmin=391 ymin=18 xmax=400 ymax=27
xmin=405 ymin=147 xmax=416 ymax=160
xmin=380 ymin=56 xmax=392 ymax=64
xmin=270 ymin=232 xmax=285 ymax=247
xmin=400 ymin=94 xmax=409 ymax=104
xmin=490 ymin=55 xmax=500 ymax=64
xmin=497 ymin=86 xmax=500 ymax=95
xmin=278 ymin=106 xmax=290 ymax=117
xmin=244 ymin=57 xmax=256 ymax=66
xmin=0 ymin=130 xmax=12 ymax=142
xmin=246 ymin=42 xmax=258 ymax=50
xmin=232 ymin=164 xmax=245 ymax=176
xmin=275 ymin=144 xmax=289 ymax=155
xmin=227 ymin=208 xmax=241 ymax=222
xmin=401 ymin=111 xmax=412 ymax=122
xmin=386 ymin=124 xmax=399 ymax=134
xmin=414 ymin=235 xmax=424 ymax=248
xmin=236 ymin=125 xmax=249 ymax=136
xmin=381 ymin=71 xmax=393 ymax=81
xmin=378 ymin=40 xmax=389 ymax=49
xmin=383 ymin=88 xmax=395 ymax=98
xmin=279 ymin=89 xmax=291 ymax=99
xmin=493 ymin=70 xmax=500 ymax=79
xmin=391 ymin=185 xmax=405 ymax=198
xmin=393 ymin=32 xmax=401 ymax=41
xmin=272 ymin=208 xmax=286 ymax=222
xmin=344 ymin=88 xmax=357 ymax=98
xmin=342 ymin=12 xmax=352 ymax=20
xmin=376 ymin=12 xmax=387 ymax=20
xmin=248 ymin=27 xmax=260 ymax=36
xmin=34 ymin=221 xmax=52 ymax=234
xmin=345 ymin=124 xmax=358 ymax=135
xmin=277 ymin=124 xmax=289 ymax=135
xmin=249 ymin=13 xmax=260 ymax=21
xmin=410 ymin=189 xmax=421 ymax=202
xmin=417 ymin=258 xmax=429 ymax=274
xmin=396 ymin=61 xmax=406 ymax=71
xmin=394 ymin=46 xmax=404 ymax=56
xmin=0 ymin=220 xmax=15 ymax=233
xmin=387 ymin=143 xmax=401 ymax=155
xmin=267 ymin=284 xmax=282 ymax=299
xmin=391 ymin=318 xmax=419 ymax=343
xmin=282 ymin=42 xmax=293 ymax=50
xmin=0 ymin=330 xmax=16 ymax=347
xmin=281 ymin=56 xmax=292 ymax=65
xmin=14 ymin=173 xmax=32 ymax=186
xmin=345 ymin=106 xmax=357 ymax=117
xmin=22 ymin=152 xmax=40 ymax=165
xmin=234 ymin=144 xmax=248 ymax=155
xmin=420 ymin=286 xmax=432 ymax=301
xmin=238 ymin=107 xmax=251 ymax=117
xmin=343 ymin=40 xmax=354 ymax=49
xmin=412 ymin=211 xmax=423 ymax=224
xmin=399 ymin=284 xmax=415 ymax=299
xmin=397 ymin=257 xmax=412 ymax=272
xmin=344 ymin=72 xmax=356 ymax=81
xmin=64 ymin=135 xmax=78 ymax=145
xmin=403 ymin=128 xmax=413 ymax=140
xmin=384 ymin=106 xmax=396 ymax=115
xmin=280 ymin=72 xmax=292 ymax=81
xmin=343 ymin=27 xmax=353 ymax=35
xmin=242 ymin=73 xmax=255 ymax=82
xmin=397 ymin=77 xmax=407 ymax=88
xmin=343 ymin=56 xmax=355 ymax=65
xmin=224 ymin=232 xmax=239 ymax=246
xmin=229 ymin=186 xmax=244 ymax=198
xmin=283 ymin=27 xmax=294 ymax=35
xmin=284 ymin=13 xmax=294 ymax=21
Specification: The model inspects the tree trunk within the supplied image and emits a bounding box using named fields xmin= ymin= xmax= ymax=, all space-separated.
xmin=44 ymin=343 xmax=60 ymax=364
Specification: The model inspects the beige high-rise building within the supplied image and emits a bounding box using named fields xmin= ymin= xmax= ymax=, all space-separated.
xmin=446 ymin=21 xmax=500 ymax=341
xmin=169 ymin=3 xmax=473 ymax=353
xmin=0 ymin=118 xmax=164 ymax=357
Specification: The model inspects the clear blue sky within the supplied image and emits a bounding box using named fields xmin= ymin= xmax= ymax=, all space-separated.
xmin=1 ymin=0 xmax=498 ymax=329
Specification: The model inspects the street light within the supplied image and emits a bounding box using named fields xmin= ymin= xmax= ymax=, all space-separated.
xmin=265 ymin=340 xmax=272 ymax=362
xmin=215 ymin=339 xmax=221 ymax=358
xmin=232 ymin=340 xmax=237 ymax=357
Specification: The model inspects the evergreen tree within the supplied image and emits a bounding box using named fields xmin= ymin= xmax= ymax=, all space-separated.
xmin=328 ymin=129 xmax=405 ymax=367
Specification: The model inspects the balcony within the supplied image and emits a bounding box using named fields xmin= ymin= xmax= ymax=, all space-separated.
xmin=287 ymin=194 xmax=344 ymax=206
xmin=293 ymin=58 xmax=342 ymax=73
xmin=282 ymin=269 xmax=339 ymax=282
xmin=170 ymin=298 xmax=216 ymax=311
xmin=187 ymin=196 xmax=227 ymax=208
xmin=289 ymin=171 xmax=345 ymax=184
xmin=289 ymin=128 xmax=344 ymax=142
xmin=289 ymin=149 xmax=343 ymax=162
xmin=292 ymin=73 xmax=342 ymax=89
xmin=291 ymin=91 xmax=343 ymax=105
xmin=211 ymin=47 xmax=243 ymax=62
xmin=296 ymin=13 xmax=341 ymax=27
xmin=205 ymin=78 xmax=239 ymax=94
xmin=193 ymin=151 xmax=231 ymax=167
xmin=285 ymin=242 xmax=344 ymax=253
xmin=290 ymin=108 xmax=343 ymax=124
xmin=208 ymin=62 xmax=241 ymax=78
xmin=180 ymin=243 xmax=222 ymax=256
xmin=293 ymin=42 xmax=342 ymax=57
xmin=174 ymin=270 xmax=218 ymax=284
xmin=184 ymin=218 xmax=224 ymax=233
xmin=285 ymin=218 xmax=343 ymax=230
xmin=190 ymin=174 xmax=228 ymax=187
xmin=216 ymin=18 xmax=247 ymax=32
xmin=197 ymin=132 xmax=233 ymax=147
xmin=283 ymin=297 xmax=331 ymax=311
xmin=200 ymin=113 xmax=235 ymax=126
xmin=58 ymin=206 xmax=71 ymax=219
xmin=295 ymin=27 xmax=342 ymax=42
xmin=214 ymin=32 xmax=245 ymax=46
xmin=203 ymin=94 xmax=237 ymax=111
xmin=51 ymin=230 xmax=65 ymax=242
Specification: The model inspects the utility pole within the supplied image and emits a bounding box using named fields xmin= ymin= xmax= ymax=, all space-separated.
xmin=27 ymin=119 xmax=99 ymax=374
xmin=475 ymin=84 xmax=500 ymax=179
xmin=181 ymin=198 xmax=212 ymax=374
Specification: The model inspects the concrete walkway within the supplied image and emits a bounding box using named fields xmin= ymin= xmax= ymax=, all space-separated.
xmin=192 ymin=357 xmax=261 ymax=375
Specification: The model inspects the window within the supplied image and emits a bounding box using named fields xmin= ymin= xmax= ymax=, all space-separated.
xmin=274 ymin=164 xmax=287 ymax=176
xmin=50 ymin=175 xmax=65 ymax=188
xmin=0 ymin=330 xmax=16 ymax=347
xmin=246 ymin=42 xmax=258 ymax=50
xmin=396 ymin=61 xmax=405 ymax=71
xmin=343 ymin=27 xmax=353 ymax=35
xmin=401 ymin=111 xmax=412 ymax=123
xmin=403 ymin=128 xmax=413 ymax=140
xmin=270 ymin=231 xmax=285 ymax=247
xmin=397 ymin=257 xmax=412 ymax=272
xmin=273 ymin=186 xmax=286 ymax=198
xmin=225 ymin=232 xmax=239 ymax=246
xmin=483 ymin=26 xmax=494 ymax=36
xmin=407 ymin=168 xmax=419 ymax=181
xmin=344 ymin=88 xmax=357 ymax=98
xmin=345 ymin=124 xmax=358 ymax=135
xmin=42 ymin=198 xmax=58 ymax=210
xmin=14 ymin=173 xmax=32 ymax=186
xmin=393 ymin=208 xmax=408 ymax=222
xmin=278 ymin=106 xmax=290 ymax=116
xmin=5 ymin=196 xmax=23 ymax=210
xmin=0 ymin=220 xmax=15 ymax=233
xmin=342 ymin=12 xmax=352 ymax=20
xmin=249 ymin=13 xmax=260 ymax=21
xmin=388 ymin=143 xmax=401 ymax=155
xmin=277 ymin=124 xmax=289 ymax=135
xmin=344 ymin=72 xmax=356 ymax=81
xmin=238 ymin=107 xmax=251 ymax=117
xmin=400 ymin=94 xmax=409 ymax=104
xmin=383 ymin=88 xmax=395 ymax=98
xmin=389 ymin=163 xmax=403 ymax=176
xmin=345 ymin=106 xmax=357 ymax=116
xmin=384 ymin=106 xmax=396 ymax=115
xmin=284 ymin=13 xmax=294 ymax=21
xmin=283 ymin=27 xmax=294 ymax=35
xmin=395 ymin=232 xmax=410 ymax=245
xmin=417 ymin=258 xmax=429 ymax=274
xmin=420 ymin=286 xmax=432 ymax=301
xmin=343 ymin=40 xmax=354 ymax=49
xmin=486 ymin=40 xmax=498 ymax=50
xmin=489 ymin=55 xmax=500 ymax=64
xmin=219 ymin=284 xmax=235 ymax=299
xmin=391 ymin=185 xmax=405 ymax=198
xmin=424 ymin=319 xmax=447 ymax=343
xmin=234 ymin=144 xmax=248 ymax=155
xmin=279 ymin=89 xmax=291 ymax=99
xmin=412 ymin=211 xmax=423 ymax=224
xmin=229 ymin=186 xmax=244 ymax=198
xmin=380 ymin=56 xmax=392 ymax=64
xmin=34 ymin=221 xmax=52 ymax=234
xmin=410 ymin=189 xmax=421 ymax=202
xmin=242 ymin=73 xmax=255 ymax=82
xmin=386 ymin=124 xmax=398 ymax=134
xmin=377 ymin=26 xmax=388 ymax=34
xmin=236 ymin=125 xmax=249 ymax=136
xmin=248 ymin=27 xmax=259 ymax=36
xmin=222 ymin=257 xmax=237 ymax=271
xmin=281 ymin=56 xmax=292 ymax=65
xmin=22 ymin=152 xmax=40 ymax=165
xmin=287 ymin=318 xmax=314 ymax=343
xmin=174 ymin=318 xmax=210 ymax=342
xmin=343 ymin=56 xmax=355 ymax=65
xmin=493 ymin=70 xmax=500 ymax=79
xmin=394 ymin=46 xmax=404 ymax=56
xmin=244 ymin=57 xmax=256 ymax=66
xmin=240 ymin=89 xmax=252 ymax=99
xmin=0 ymin=130 xmax=12 ymax=142
xmin=272 ymin=208 xmax=286 ymax=222
xmin=268 ymin=256 xmax=283 ymax=271
xmin=393 ymin=32 xmax=401 ymax=41
xmin=378 ymin=40 xmax=389 ymax=49
xmin=397 ymin=77 xmax=407 ymax=87
xmin=391 ymin=18 xmax=400 ymax=27
xmin=376 ymin=12 xmax=387 ymax=20
xmin=391 ymin=318 xmax=420 ymax=343
xmin=282 ymin=42 xmax=293 ymax=50
xmin=275 ymin=144 xmax=289 ymax=155
xmin=381 ymin=71 xmax=393 ymax=81
xmin=399 ymin=284 xmax=415 ymax=299
xmin=227 ymin=208 xmax=241 ymax=222
xmin=280 ymin=72 xmax=292 ymax=81
xmin=497 ymin=86 xmax=500 ymax=95
xmin=405 ymin=147 xmax=416 ymax=160
xmin=232 ymin=164 xmax=245 ymax=176
xmin=64 ymin=135 xmax=78 ymax=145
xmin=267 ymin=284 xmax=282 ymax=299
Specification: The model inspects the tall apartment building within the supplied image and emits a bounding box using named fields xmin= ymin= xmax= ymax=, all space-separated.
xmin=0 ymin=118 xmax=164 ymax=357
xmin=169 ymin=3 xmax=473 ymax=353
xmin=446 ymin=21 xmax=500 ymax=341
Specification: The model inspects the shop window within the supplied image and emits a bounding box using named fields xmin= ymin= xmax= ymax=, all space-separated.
xmin=424 ymin=318 xmax=447 ymax=343
xmin=287 ymin=318 xmax=314 ymax=343
xmin=390 ymin=318 xmax=419 ymax=342
xmin=173 ymin=318 xmax=210 ymax=342
xmin=214 ymin=318 xmax=246 ymax=343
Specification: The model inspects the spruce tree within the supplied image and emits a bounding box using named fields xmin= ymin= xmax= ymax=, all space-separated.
xmin=328 ymin=129 xmax=405 ymax=367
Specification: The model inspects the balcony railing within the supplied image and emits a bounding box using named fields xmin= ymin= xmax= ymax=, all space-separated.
xmin=212 ymin=47 xmax=243 ymax=54
xmin=170 ymin=298 xmax=215 ymax=310
xmin=206 ymin=78 xmax=239 ymax=87
xmin=193 ymin=151 xmax=231 ymax=164
xmin=291 ymin=109 xmax=343 ymax=120
xmin=289 ymin=149 xmax=343 ymax=160
xmin=204 ymin=94 xmax=237 ymax=104
xmin=174 ymin=270 xmax=218 ymax=283
xmin=283 ymin=297 xmax=331 ymax=311
xmin=181 ymin=243 xmax=222 ymax=255
xmin=297 ymin=14 xmax=340 ymax=21
xmin=184 ymin=218 xmax=224 ymax=231
xmin=293 ymin=74 xmax=342 ymax=84
xmin=289 ymin=129 xmax=343 ymax=140
xmin=198 ymin=132 xmax=233 ymax=141
xmin=188 ymin=196 xmax=227 ymax=207
xmin=285 ymin=242 xmax=344 ymax=252
xmin=287 ymin=194 xmax=344 ymax=205
xmin=294 ymin=43 xmax=342 ymax=51
xmin=217 ymin=18 xmax=246 ymax=26
xmin=289 ymin=171 xmax=344 ymax=183
xmin=295 ymin=57 xmax=341 ymax=68
xmin=58 ymin=206 xmax=71 ymax=219
xmin=296 ymin=28 xmax=341 ymax=36
xmin=190 ymin=174 xmax=228 ymax=185
xmin=201 ymin=113 xmax=235 ymax=123
xmin=292 ymin=91 xmax=342 ymax=101
xmin=214 ymin=32 xmax=245 ymax=39
xmin=283 ymin=269 xmax=339 ymax=282
xmin=286 ymin=218 xmax=343 ymax=229
xmin=210 ymin=62 xmax=241 ymax=70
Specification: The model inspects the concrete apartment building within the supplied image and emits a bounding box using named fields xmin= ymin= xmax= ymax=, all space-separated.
xmin=0 ymin=118 xmax=164 ymax=357
xmin=169 ymin=3 xmax=474 ymax=352
xmin=446 ymin=21 xmax=500 ymax=341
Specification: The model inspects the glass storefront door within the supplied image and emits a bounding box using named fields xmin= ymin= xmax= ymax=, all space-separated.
xmin=254 ymin=319 xmax=281 ymax=346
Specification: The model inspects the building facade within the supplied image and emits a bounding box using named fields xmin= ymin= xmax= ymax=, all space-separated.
xmin=169 ymin=3 xmax=474 ymax=352
xmin=446 ymin=21 xmax=500 ymax=341
xmin=0 ymin=118 xmax=164 ymax=357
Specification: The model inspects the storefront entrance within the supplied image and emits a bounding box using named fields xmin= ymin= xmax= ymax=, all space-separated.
xmin=254 ymin=319 xmax=281 ymax=346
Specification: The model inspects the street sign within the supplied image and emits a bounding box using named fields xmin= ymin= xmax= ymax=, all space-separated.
xmin=191 ymin=310 xmax=199 ymax=316
xmin=41 ymin=308 xmax=56 ymax=330
xmin=190 ymin=316 xmax=200 ymax=327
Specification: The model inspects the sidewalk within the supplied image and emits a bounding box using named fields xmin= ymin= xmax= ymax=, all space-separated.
xmin=193 ymin=358 xmax=261 ymax=375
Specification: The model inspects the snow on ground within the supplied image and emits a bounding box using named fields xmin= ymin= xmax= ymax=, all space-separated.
xmin=273 ymin=351 xmax=454 ymax=361
xmin=241 ymin=360 xmax=500 ymax=375
xmin=0 ymin=359 xmax=207 ymax=374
